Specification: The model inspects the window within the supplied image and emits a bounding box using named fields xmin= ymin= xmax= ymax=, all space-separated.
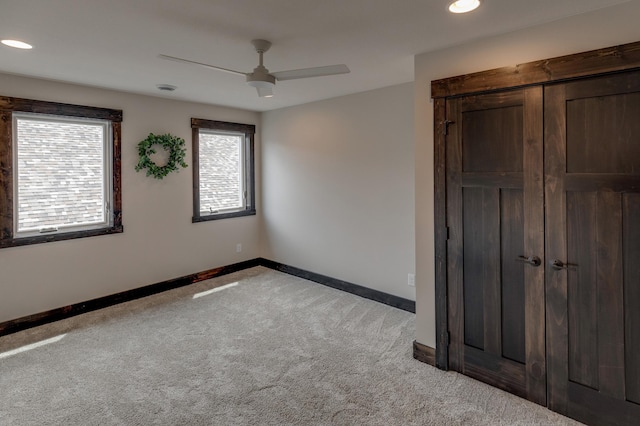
xmin=191 ymin=118 xmax=256 ymax=222
xmin=0 ymin=97 xmax=123 ymax=248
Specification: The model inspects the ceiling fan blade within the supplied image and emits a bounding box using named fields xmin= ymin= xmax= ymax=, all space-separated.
xmin=272 ymin=64 xmax=350 ymax=81
xmin=158 ymin=54 xmax=246 ymax=77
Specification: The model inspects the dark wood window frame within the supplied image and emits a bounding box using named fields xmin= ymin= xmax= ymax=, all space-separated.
xmin=0 ymin=96 xmax=123 ymax=249
xmin=191 ymin=118 xmax=256 ymax=222
xmin=431 ymin=41 xmax=640 ymax=370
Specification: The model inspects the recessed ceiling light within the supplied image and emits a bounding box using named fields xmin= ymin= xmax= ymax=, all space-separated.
xmin=156 ymin=84 xmax=177 ymax=92
xmin=449 ymin=0 xmax=481 ymax=14
xmin=1 ymin=39 xmax=33 ymax=49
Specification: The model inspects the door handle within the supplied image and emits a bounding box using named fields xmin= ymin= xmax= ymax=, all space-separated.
xmin=551 ymin=259 xmax=578 ymax=271
xmin=516 ymin=255 xmax=541 ymax=267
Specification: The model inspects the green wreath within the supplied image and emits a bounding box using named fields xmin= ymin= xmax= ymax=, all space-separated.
xmin=135 ymin=133 xmax=188 ymax=179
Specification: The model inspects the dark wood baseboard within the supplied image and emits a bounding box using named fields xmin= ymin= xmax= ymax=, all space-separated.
xmin=413 ymin=340 xmax=436 ymax=366
xmin=0 ymin=257 xmax=416 ymax=338
xmin=258 ymin=258 xmax=416 ymax=313
xmin=0 ymin=258 xmax=261 ymax=337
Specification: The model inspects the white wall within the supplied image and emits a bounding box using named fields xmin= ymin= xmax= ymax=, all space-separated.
xmin=261 ymin=83 xmax=416 ymax=301
xmin=414 ymin=1 xmax=640 ymax=347
xmin=0 ymin=74 xmax=260 ymax=323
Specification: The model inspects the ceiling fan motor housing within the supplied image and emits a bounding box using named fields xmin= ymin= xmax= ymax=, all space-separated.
xmin=246 ymin=65 xmax=276 ymax=85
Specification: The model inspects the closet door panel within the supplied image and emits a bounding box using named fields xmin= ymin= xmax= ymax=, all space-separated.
xmin=624 ymin=194 xmax=640 ymax=405
xmin=446 ymin=87 xmax=545 ymax=405
xmin=546 ymin=71 xmax=640 ymax=425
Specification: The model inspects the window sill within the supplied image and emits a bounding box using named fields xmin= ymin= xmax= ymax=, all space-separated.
xmin=0 ymin=226 xmax=123 ymax=249
xmin=192 ymin=209 xmax=256 ymax=223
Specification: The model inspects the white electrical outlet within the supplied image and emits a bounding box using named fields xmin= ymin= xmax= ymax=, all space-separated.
xmin=236 ymin=243 xmax=242 ymax=253
xmin=408 ymin=273 xmax=415 ymax=287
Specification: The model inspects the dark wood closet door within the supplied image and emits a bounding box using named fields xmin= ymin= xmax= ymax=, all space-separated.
xmin=446 ymin=87 xmax=546 ymax=405
xmin=545 ymin=71 xmax=640 ymax=425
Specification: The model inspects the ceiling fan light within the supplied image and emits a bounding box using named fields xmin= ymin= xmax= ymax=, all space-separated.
xmin=449 ymin=0 xmax=480 ymax=13
xmin=247 ymin=80 xmax=275 ymax=97
xmin=247 ymin=73 xmax=275 ymax=97
xmin=258 ymin=87 xmax=274 ymax=98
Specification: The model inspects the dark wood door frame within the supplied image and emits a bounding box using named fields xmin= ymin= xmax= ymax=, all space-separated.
xmin=431 ymin=40 xmax=640 ymax=371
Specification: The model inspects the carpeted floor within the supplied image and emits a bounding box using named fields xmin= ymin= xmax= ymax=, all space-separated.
xmin=0 ymin=267 xmax=581 ymax=425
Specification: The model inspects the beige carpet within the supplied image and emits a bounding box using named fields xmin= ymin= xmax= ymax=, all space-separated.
xmin=0 ymin=267 xmax=581 ymax=425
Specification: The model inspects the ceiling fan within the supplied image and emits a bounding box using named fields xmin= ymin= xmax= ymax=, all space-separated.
xmin=159 ymin=39 xmax=350 ymax=98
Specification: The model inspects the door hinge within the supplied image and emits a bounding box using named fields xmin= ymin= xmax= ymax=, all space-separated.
xmin=443 ymin=120 xmax=455 ymax=136
xmin=445 ymin=331 xmax=451 ymax=346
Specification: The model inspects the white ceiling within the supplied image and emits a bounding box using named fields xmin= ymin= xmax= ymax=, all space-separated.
xmin=0 ymin=0 xmax=630 ymax=112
